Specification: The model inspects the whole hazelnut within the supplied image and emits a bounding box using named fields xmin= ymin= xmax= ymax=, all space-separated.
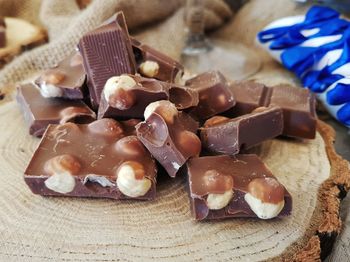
xmin=139 ymin=60 xmax=159 ymax=78
xmin=204 ymin=116 xmax=230 ymax=127
xmin=202 ymin=170 xmax=234 ymax=192
xmin=116 ymin=161 xmax=152 ymax=198
xmin=44 ymin=154 xmax=81 ymax=176
xmin=103 ymin=75 xmax=137 ymax=110
xmin=41 ymin=69 xmax=65 ymax=85
xmin=144 ymin=100 xmax=178 ymax=124
xmin=43 ymin=154 xmax=80 ymax=194
xmin=177 ymin=131 xmax=201 ymax=157
xmin=115 ymin=136 xmax=146 ymax=157
xmin=244 ymin=177 xmax=285 ymax=219
xmin=88 ymin=119 xmax=124 ymax=138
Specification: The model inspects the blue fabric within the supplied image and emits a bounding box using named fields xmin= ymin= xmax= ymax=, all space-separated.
xmin=281 ymin=27 xmax=350 ymax=78
xmin=327 ymin=83 xmax=350 ymax=105
xmin=257 ymin=5 xmax=350 ymax=127
xmin=257 ymin=6 xmax=347 ymax=49
xmin=298 ymin=36 xmax=350 ymax=92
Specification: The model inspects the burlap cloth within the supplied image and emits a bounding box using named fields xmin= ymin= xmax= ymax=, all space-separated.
xmin=0 ymin=0 xmax=349 ymax=261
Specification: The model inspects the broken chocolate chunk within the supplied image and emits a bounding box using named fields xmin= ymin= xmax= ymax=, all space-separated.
xmin=187 ymin=154 xmax=292 ymax=220
xmin=136 ymin=100 xmax=200 ymax=177
xmin=200 ymin=106 xmax=283 ymax=155
xmin=229 ymin=82 xmax=317 ymax=139
xmin=98 ymin=74 xmax=170 ymax=119
xmin=16 ymin=83 xmax=95 ymax=137
xmin=132 ymin=38 xmax=184 ymax=83
xmin=185 ymin=71 xmax=235 ymax=120
xmin=78 ymin=12 xmax=136 ymax=108
xmin=24 ymin=118 xmax=157 ymax=200
xmin=35 ymin=52 xmax=86 ymax=100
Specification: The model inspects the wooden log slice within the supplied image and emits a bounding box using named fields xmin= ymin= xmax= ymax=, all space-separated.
xmin=0 ymin=96 xmax=348 ymax=261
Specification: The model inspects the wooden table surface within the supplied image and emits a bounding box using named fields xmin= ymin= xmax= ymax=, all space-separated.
xmin=324 ymin=118 xmax=350 ymax=262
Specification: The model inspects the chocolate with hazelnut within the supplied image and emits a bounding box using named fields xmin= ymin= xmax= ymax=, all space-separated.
xmin=98 ymin=74 xmax=170 ymax=119
xmin=131 ymin=37 xmax=184 ymax=83
xmin=136 ymin=100 xmax=200 ymax=177
xmin=185 ymin=71 xmax=235 ymax=120
xmin=24 ymin=118 xmax=157 ymax=200
xmin=200 ymin=106 xmax=284 ymax=155
xmin=16 ymin=83 xmax=95 ymax=137
xmin=35 ymin=52 xmax=86 ymax=100
xmin=187 ymin=154 xmax=292 ymax=220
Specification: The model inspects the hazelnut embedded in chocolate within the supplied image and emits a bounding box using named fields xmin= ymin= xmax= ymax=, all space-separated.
xmin=103 ymin=75 xmax=137 ymax=110
xmin=41 ymin=69 xmax=66 ymax=85
xmin=116 ymin=161 xmax=152 ymax=198
xmin=115 ymin=135 xmax=146 ymax=157
xmin=144 ymin=100 xmax=178 ymax=124
xmin=139 ymin=60 xmax=159 ymax=78
xmin=245 ymin=177 xmax=285 ymax=219
xmin=201 ymin=170 xmax=234 ymax=210
xmin=203 ymin=116 xmax=230 ymax=127
xmin=206 ymin=190 xmax=233 ymax=210
xmin=39 ymin=69 xmax=66 ymax=98
xmin=87 ymin=118 xmax=124 ymax=138
xmin=202 ymin=170 xmax=234 ymax=193
xmin=252 ymin=106 xmax=268 ymax=113
xmin=43 ymin=154 xmax=80 ymax=194
xmin=59 ymin=106 xmax=96 ymax=125
xmin=176 ymin=130 xmax=201 ymax=157
xmin=44 ymin=154 xmax=81 ymax=176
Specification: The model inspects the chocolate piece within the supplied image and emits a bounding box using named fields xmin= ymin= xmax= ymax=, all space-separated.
xmin=185 ymin=71 xmax=235 ymax=120
xmin=24 ymin=119 xmax=157 ymax=200
xmin=200 ymin=106 xmax=283 ymax=155
xmin=35 ymin=52 xmax=86 ymax=100
xmin=187 ymin=154 xmax=292 ymax=220
xmin=98 ymin=74 xmax=170 ymax=119
xmin=136 ymin=101 xmax=200 ymax=177
xmin=0 ymin=17 xmax=6 ymax=48
xmin=16 ymin=83 xmax=95 ymax=137
xmin=132 ymin=38 xmax=184 ymax=83
xmin=78 ymin=12 xmax=136 ymax=108
xmin=229 ymin=82 xmax=317 ymax=139
xmin=169 ymin=85 xmax=199 ymax=110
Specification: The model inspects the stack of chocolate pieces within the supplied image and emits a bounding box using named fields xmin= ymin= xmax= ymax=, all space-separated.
xmin=18 ymin=11 xmax=318 ymax=221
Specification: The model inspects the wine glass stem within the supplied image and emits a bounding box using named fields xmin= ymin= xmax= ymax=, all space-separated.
xmin=183 ymin=0 xmax=211 ymax=55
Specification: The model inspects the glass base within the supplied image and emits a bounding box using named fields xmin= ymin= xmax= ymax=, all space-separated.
xmin=181 ymin=39 xmax=261 ymax=81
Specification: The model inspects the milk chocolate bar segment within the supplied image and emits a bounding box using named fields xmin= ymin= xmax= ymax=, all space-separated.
xmin=200 ymin=106 xmax=283 ymax=155
xmin=229 ymin=82 xmax=316 ymax=139
xmin=187 ymin=154 xmax=292 ymax=220
xmin=185 ymin=71 xmax=235 ymax=120
xmin=16 ymin=83 xmax=96 ymax=137
xmin=269 ymin=84 xmax=317 ymax=139
xmin=24 ymin=119 xmax=157 ymax=200
xmin=97 ymin=74 xmax=170 ymax=119
xmin=35 ymin=52 xmax=86 ymax=100
xmin=136 ymin=101 xmax=200 ymax=177
xmin=132 ymin=38 xmax=184 ymax=83
xmin=0 ymin=17 xmax=6 ymax=48
xmin=78 ymin=12 xmax=136 ymax=108
xmin=228 ymin=81 xmax=267 ymax=116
